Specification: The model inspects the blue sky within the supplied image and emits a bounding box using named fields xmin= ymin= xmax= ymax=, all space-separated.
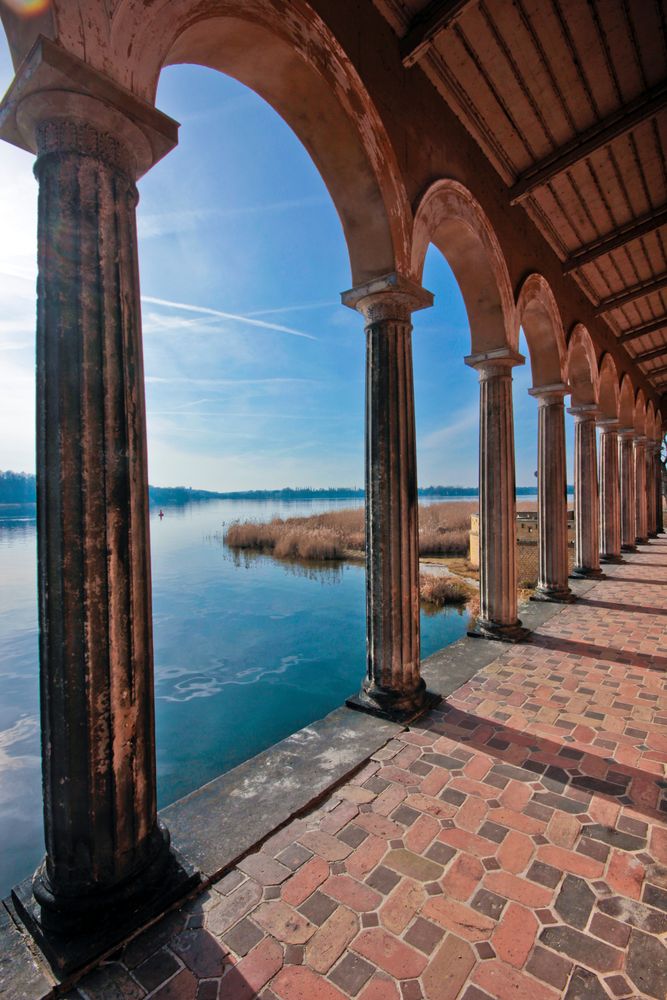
xmin=0 ymin=39 xmax=575 ymax=490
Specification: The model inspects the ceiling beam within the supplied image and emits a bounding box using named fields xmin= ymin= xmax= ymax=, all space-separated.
xmin=643 ymin=364 xmax=667 ymax=379
xmin=563 ymin=206 xmax=667 ymax=274
xmin=509 ymin=79 xmax=667 ymax=205
xmin=401 ymin=0 xmax=473 ymax=68
xmin=595 ymin=272 xmax=667 ymax=315
xmin=618 ymin=316 xmax=667 ymax=344
xmin=637 ymin=344 xmax=667 ymax=363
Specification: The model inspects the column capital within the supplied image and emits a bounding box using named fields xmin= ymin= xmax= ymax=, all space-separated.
xmin=596 ymin=416 xmax=619 ymax=430
xmin=618 ymin=426 xmax=636 ymax=440
xmin=567 ymin=403 xmax=599 ymax=421
xmin=528 ymin=381 xmax=569 ymax=402
xmin=634 ymin=434 xmax=648 ymax=445
xmin=0 ymin=36 xmax=178 ymax=179
xmin=341 ymin=272 xmax=433 ymax=322
xmin=464 ymin=347 xmax=525 ymax=374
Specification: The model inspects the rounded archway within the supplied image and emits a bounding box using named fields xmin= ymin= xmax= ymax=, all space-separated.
xmin=598 ymin=353 xmax=620 ymax=420
xmin=566 ymin=325 xmax=599 ymax=407
xmin=515 ymin=274 xmax=566 ymax=389
xmin=619 ymin=374 xmax=635 ymax=430
xmin=107 ymin=0 xmax=411 ymax=286
xmin=411 ymin=180 xmax=515 ymax=355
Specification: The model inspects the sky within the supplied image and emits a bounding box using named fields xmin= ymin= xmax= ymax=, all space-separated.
xmin=0 ymin=34 xmax=575 ymax=491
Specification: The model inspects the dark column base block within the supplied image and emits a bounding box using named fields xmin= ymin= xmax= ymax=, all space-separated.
xmin=531 ymin=587 xmax=576 ymax=604
xmin=621 ymin=543 xmax=638 ymax=552
xmin=649 ymin=531 xmax=659 ymax=539
xmin=570 ymin=567 xmax=606 ymax=580
xmin=600 ymin=554 xmax=624 ymax=564
xmin=346 ymin=680 xmax=441 ymax=724
xmin=636 ymin=536 xmax=649 ymax=545
xmin=467 ymin=619 xmax=531 ymax=643
xmin=11 ymin=832 xmax=199 ymax=977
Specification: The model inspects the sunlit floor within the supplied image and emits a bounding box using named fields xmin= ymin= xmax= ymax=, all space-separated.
xmin=71 ymin=540 xmax=667 ymax=1000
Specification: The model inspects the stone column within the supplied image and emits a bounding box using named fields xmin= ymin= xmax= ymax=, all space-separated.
xmin=569 ymin=405 xmax=603 ymax=578
xmin=635 ymin=436 xmax=648 ymax=544
xmin=598 ymin=418 xmax=622 ymax=563
xmin=343 ymin=276 xmax=438 ymax=721
xmin=2 ymin=81 xmax=189 ymax=972
xmin=647 ymin=443 xmax=658 ymax=538
xmin=465 ymin=350 xmax=529 ymax=641
xmin=656 ymin=446 xmax=664 ymax=535
xmin=619 ymin=429 xmax=637 ymax=552
xmin=529 ymin=384 xmax=572 ymax=601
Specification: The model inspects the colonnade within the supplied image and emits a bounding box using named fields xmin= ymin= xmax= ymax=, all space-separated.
xmin=0 ymin=58 xmax=663 ymax=977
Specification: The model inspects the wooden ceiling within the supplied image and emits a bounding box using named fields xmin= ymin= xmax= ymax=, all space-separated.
xmin=375 ymin=0 xmax=667 ymax=400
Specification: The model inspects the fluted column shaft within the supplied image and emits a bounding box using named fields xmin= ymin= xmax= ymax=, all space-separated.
xmin=635 ymin=436 xmax=648 ymax=543
xmin=30 ymin=114 xmax=168 ymax=919
xmin=531 ymin=385 xmax=571 ymax=600
xmin=569 ymin=406 xmax=601 ymax=577
xmin=647 ymin=444 xmax=658 ymax=537
xmin=598 ymin=419 xmax=622 ymax=562
xmin=619 ymin=429 xmax=637 ymax=551
xmin=656 ymin=448 xmax=664 ymax=534
xmin=466 ymin=351 xmax=528 ymax=641
xmin=344 ymin=278 xmax=435 ymax=720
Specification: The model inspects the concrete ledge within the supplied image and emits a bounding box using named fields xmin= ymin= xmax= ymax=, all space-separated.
xmin=0 ymin=903 xmax=53 ymax=1000
xmin=162 ymin=706 xmax=402 ymax=882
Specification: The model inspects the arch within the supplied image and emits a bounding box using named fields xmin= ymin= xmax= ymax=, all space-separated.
xmin=619 ymin=375 xmax=635 ymax=429
xmin=646 ymin=400 xmax=657 ymax=442
xmin=634 ymin=388 xmax=647 ymax=436
xmin=566 ymin=325 xmax=599 ymax=406
xmin=105 ymin=0 xmax=411 ymax=286
xmin=598 ymin=353 xmax=620 ymax=420
xmin=411 ymin=180 xmax=516 ymax=354
xmin=515 ymin=274 xmax=566 ymax=388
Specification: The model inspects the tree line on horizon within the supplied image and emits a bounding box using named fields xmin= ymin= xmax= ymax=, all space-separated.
xmin=0 ymin=471 xmax=550 ymax=506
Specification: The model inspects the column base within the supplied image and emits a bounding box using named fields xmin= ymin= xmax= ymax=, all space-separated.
xmin=569 ymin=567 xmax=606 ymax=580
xmin=346 ymin=679 xmax=441 ymax=724
xmin=531 ymin=587 xmax=576 ymax=604
xmin=467 ymin=619 xmax=530 ymax=643
xmin=621 ymin=543 xmax=638 ymax=552
xmin=600 ymin=553 xmax=624 ymax=564
xmin=636 ymin=537 xmax=649 ymax=545
xmin=10 ymin=823 xmax=200 ymax=977
xmin=649 ymin=532 xmax=659 ymax=539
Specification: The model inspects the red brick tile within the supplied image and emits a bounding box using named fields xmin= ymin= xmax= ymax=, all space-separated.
xmin=321 ymin=800 xmax=360 ymax=835
xmin=219 ymin=937 xmax=283 ymax=1000
xmin=536 ymin=845 xmax=604 ymax=878
xmin=482 ymin=871 xmax=553 ymax=908
xmin=379 ymin=879 xmax=426 ymax=935
xmin=421 ymin=933 xmax=476 ymax=1000
xmin=299 ymin=831 xmax=352 ymax=862
xmin=272 ymin=965 xmax=347 ymax=1000
xmin=545 ymin=812 xmax=580 ymax=850
xmin=352 ymin=928 xmax=428 ymax=979
xmin=356 ymin=813 xmax=404 ymax=840
xmin=404 ymin=814 xmax=440 ymax=854
xmin=441 ymin=853 xmax=485 ymax=902
xmin=606 ymin=850 xmax=645 ymax=900
xmin=491 ymin=903 xmax=538 ymax=968
xmin=358 ymin=974 xmax=401 ymax=1000
xmin=496 ymin=831 xmax=534 ymax=875
xmin=472 ymin=959 xmax=560 ymax=1000
xmin=253 ymin=901 xmax=316 ymax=944
xmin=304 ymin=905 xmax=358 ymax=973
xmin=322 ymin=874 xmax=382 ymax=912
xmin=346 ymin=835 xmax=387 ymax=880
xmin=281 ymin=857 xmax=330 ymax=907
xmin=422 ymin=896 xmax=496 ymax=942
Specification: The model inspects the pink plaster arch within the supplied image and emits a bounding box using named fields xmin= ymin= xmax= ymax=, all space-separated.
xmin=103 ymin=0 xmax=411 ymax=286
xmin=411 ymin=179 xmax=516 ymax=354
xmin=619 ymin=375 xmax=635 ymax=430
xmin=646 ymin=400 xmax=657 ymax=442
xmin=566 ymin=325 xmax=599 ymax=407
xmin=634 ymin=389 xmax=647 ymax=436
xmin=515 ymin=274 xmax=566 ymax=388
xmin=598 ymin=353 xmax=620 ymax=421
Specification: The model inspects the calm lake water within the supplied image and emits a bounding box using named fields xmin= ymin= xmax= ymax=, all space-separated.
xmin=0 ymin=498 xmax=471 ymax=896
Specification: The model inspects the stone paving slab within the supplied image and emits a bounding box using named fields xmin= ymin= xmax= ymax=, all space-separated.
xmin=56 ymin=540 xmax=667 ymax=999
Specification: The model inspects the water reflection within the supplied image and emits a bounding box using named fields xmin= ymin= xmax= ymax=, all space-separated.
xmin=0 ymin=497 xmax=471 ymax=896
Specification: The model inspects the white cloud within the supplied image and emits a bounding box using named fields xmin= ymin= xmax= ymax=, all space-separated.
xmin=138 ymin=196 xmax=327 ymax=239
xmin=420 ymin=406 xmax=478 ymax=450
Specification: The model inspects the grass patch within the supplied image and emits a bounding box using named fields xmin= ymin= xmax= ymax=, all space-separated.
xmin=419 ymin=573 xmax=474 ymax=610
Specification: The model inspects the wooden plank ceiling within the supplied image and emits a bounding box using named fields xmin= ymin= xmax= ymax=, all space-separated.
xmin=375 ymin=0 xmax=667 ymax=400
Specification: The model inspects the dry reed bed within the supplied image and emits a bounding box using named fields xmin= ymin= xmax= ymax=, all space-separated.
xmin=224 ymin=501 xmax=477 ymax=561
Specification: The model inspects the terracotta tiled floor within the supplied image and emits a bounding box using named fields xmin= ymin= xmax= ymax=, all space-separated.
xmin=70 ymin=542 xmax=667 ymax=1000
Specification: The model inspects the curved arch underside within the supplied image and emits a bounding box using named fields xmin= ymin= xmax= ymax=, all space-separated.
xmin=110 ymin=1 xmax=411 ymax=286
xmin=411 ymin=180 xmax=516 ymax=356
xmin=598 ymin=353 xmax=620 ymax=420
xmin=516 ymin=274 xmax=566 ymax=389
xmin=567 ymin=325 xmax=599 ymax=407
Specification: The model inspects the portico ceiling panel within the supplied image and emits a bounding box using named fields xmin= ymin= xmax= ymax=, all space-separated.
xmin=375 ymin=0 xmax=667 ymax=399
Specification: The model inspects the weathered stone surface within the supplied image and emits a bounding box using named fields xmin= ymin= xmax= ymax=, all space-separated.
xmin=564 ymin=966 xmax=608 ymax=1000
xmin=626 ymin=929 xmax=667 ymax=999
xmin=554 ymin=875 xmax=595 ymax=930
